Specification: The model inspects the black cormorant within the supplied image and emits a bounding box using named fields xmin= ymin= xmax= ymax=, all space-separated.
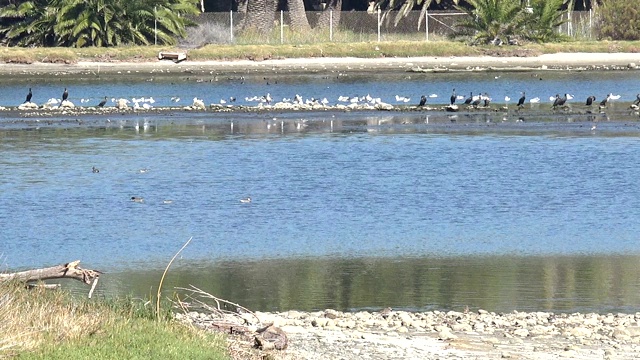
xmin=552 ymin=94 xmax=567 ymax=108
xmin=450 ymin=88 xmax=456 ymax=105
xmin=585 ymin=96 xmax=596 ymax=106
xmin=517 ymin=92 xmax=526 ymax=107
xmin=62 ymin=88 xmax=69 ymax=101
xmin=464 ymin=92 xmax=473 ymax=105
xmin=98 ymin=96 xmax=107 ymax=107
xmin=418 ymin=95 xmax=427 ymax=107
xmin=25 ymin=88 xmax=32 ymax=103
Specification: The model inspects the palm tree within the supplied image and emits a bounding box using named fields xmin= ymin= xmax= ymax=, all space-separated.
xmin=287 ymin=0 xmax=310 ymax=32
xmin=455 ymin=0 xmax=527 ymax=44
xmin=370 ymin=0 xmax=458 ymax=28
xmin=523 ymin=0 xmax=569 ymax=42
xmin=0 ymin=0 xmax=58 ymax=46
xmin=242 ymin=0 xmax=277 ymax=36
xmin=0 ymin=0 xmax=199 ymax=47
xmin=316 ymin=0 xmax=342 ymax=31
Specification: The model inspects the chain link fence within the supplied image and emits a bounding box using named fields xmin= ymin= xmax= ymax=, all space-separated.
xmin=184 ymin=10 xmax=595 ymax=47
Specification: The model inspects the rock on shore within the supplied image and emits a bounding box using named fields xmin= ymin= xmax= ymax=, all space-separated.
xmin=179 ymin=308 xmax=640 ymax=359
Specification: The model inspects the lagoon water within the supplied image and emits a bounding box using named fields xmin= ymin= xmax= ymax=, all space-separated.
xmin=2 ymin=71 xmax=640 ymax=314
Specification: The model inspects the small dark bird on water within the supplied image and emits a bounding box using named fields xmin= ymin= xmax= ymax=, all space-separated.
xmin=98 ymin=96 xmax=107 ymax=107
xmin=418 ymin=95 xmax=427 ymax=107
xmin=450 ymin=88 xmax=456 ymax=105
xmin=62 ymin=88 xmax=69 ymax=101
xmin=585 ymin=95 xmax=596 ymax=106
xmin=25 ymin=88 xmax=32 ymax=103
xmin=92 ymin=166 xmax=99 ymax=173
xmin=517 ymin=92 xmax=526 ymax=107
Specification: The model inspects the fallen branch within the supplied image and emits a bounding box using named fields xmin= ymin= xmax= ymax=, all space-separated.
xmin=175 ymin=285 xmax=288 ymax=350
xmin=0 ymin=260 xmax=101 ymax=285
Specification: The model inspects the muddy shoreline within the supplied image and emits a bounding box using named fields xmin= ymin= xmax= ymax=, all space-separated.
xmin=1 ymin=52 xmax=640 ymax=77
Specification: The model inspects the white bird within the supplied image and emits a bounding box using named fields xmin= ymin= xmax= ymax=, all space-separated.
xmin=294 ymin=94 xmax=303 ymax=104
xmin=220 ymin=99 xmax=227 ymax=104
xmin=171 ymin=96 xmax=180 ymax=102
xmin=566 ymin=94 xmax=574 ymax=100
xmin=338 ymin=95 xmax=349 ymax=102
xmin=142 ymin=103 xmax=152 ymax=109
xmin=395 ymin=95 xmax=410 ymax=102
xmin=456 ymin=95 xmax=465 ymax=100
xmin=320 ymin=98 xmax=329 ymax=106
xmin=609 ymin=94 xmax=621 ymax=100
xmin=549 ymin=96 xmax=556 ymax=101
xmin=529 ymin=97 xmax=540 ymax=103
xmin=504 ymin=96 xmax=511 ymax=102
xmin=429 ymin=94 xmax=438 ymax=98
xmin=240 ymin=197 xmax=251 ymax=203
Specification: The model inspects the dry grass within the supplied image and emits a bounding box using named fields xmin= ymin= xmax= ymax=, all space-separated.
xmin=0 ymin=281 xmax=114 ymax=357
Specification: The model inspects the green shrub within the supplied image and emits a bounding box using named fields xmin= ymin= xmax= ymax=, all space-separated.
xmin=597 ymin=0 xmax=640 ymax=40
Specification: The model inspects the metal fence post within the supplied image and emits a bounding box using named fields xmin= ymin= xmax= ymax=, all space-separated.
xmin=425 ymin=10 xmax=429 ymax=42
xmin=330 ymin=9 xmax=333 ymax=42
xmin=230 ymin=10 xmax=234 ymax=43
xmin=377 ymin=8 xmax=381 ymax=42
xmin=154 ymin=6 xmax=157 ymax=45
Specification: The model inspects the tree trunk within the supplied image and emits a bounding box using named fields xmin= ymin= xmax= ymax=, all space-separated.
xmin=316 ymin=0 xmax=342 ymax=31
xmin=243 ymin=0 xmax=277 ymax=36
xmin=287 ymin=0 xmax=310 ymax=32
xmin=235 ymin=0 xmax=249 ymax=29
xmin=0 ymin=260 xmax=101 ymax=285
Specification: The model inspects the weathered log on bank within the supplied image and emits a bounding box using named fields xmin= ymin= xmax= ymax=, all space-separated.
xmin=0 ymin=260 xmax=101 ymax=285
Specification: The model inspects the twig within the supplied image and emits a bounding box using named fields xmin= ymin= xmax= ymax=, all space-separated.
xmin=88 ymin=277 xmax=99 ymax=299
xmin=157 ymin=237 xmax=192 ymax=318
xmin=175 ymin=284 xmax=261 ymax=325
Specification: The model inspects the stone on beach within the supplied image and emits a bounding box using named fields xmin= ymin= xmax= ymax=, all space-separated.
xmin=116 ymin=98 xmax=129 ymax=109
xmin=60 ymin=100 xmax=75 ymax=108
xmin=192 ymin=98 xmax=205 ymax=110
xmin=18 ymin=101 xmax=38 ymax=110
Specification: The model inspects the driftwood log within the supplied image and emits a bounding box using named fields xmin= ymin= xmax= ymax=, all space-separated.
xmin=0 ymin=260 xmax=101 ymax=297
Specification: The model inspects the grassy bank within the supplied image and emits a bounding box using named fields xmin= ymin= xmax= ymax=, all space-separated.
xmin=0 ymin=281 xmax=228 ymax=359
xmin=1 ymin=40 xmax=640 ymax=64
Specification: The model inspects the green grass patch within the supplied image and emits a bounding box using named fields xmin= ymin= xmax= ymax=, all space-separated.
xmin=0 ymin=282 xmax=228 ymax=359
xmin=18 ymin=318 xmax=227 ymax=360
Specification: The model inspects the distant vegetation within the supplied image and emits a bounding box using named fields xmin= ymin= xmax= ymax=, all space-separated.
xmin=454 ymin=0 xmax=569 ymax=44
xmin=597 ymin=0 xmax=640 ymax=41
xmin=0 ymin=0 xmax=200 ymax=47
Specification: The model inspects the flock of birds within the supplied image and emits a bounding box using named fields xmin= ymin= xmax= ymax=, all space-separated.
xmin=21 ymin=87 xmax=640 ymax=111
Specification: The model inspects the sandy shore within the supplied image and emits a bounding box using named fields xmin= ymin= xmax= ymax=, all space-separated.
xmin=2 ymin=52 xmax=640 ymax=76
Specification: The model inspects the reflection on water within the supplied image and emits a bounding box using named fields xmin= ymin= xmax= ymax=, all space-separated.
xmin=3 ymin=112 xmax=640 ymax=313
xmin=95 ymin=255 xmax=640 ymax=314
